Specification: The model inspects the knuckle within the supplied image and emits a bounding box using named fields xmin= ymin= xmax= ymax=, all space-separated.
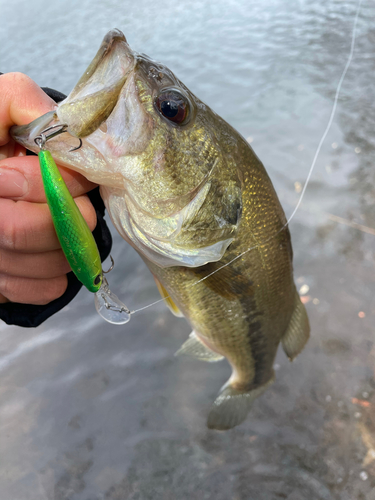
xmin=2 ymin=72 xmax=36 ymax=93
xmin=0 ymin=217 xmax=16 ymax=250
xmin=0 ymin=249 xmax=10 ymax=275
xmin=0 ymin=215 xmax=27 ymax=251
xmin=3 ymin=71 xmax=30 ymax=82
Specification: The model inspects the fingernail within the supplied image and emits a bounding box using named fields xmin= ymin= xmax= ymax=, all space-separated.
xmin=0 ymin=168 xmax=28 ymax=198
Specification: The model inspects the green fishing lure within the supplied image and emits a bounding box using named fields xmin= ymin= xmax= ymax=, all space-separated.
xmin=38 ymin=150 xmax=103 ymax=293
xmin=36 ymin=136 xmax=130 ymax=325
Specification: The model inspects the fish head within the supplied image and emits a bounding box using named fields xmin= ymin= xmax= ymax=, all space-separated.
xmin=11 ymin=29 xmax=243 ymax=267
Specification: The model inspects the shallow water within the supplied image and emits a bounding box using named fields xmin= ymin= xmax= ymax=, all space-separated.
xmin=1 ymin=0 xmax=375 ymax=499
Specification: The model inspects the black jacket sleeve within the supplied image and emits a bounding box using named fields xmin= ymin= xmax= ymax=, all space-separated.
xmin=0 ymin=85 xmax=112 ymax=327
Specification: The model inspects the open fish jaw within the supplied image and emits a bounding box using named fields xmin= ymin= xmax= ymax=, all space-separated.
xmin=11 ymin=29 xmax=242 ymax=267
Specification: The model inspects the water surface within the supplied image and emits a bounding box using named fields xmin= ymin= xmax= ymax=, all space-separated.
xmin=1 ymin=1 xmax=375 ymax=499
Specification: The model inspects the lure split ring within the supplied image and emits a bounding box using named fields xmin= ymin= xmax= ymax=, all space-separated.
xmin=34 ymin=124 xmax=82 ymax=152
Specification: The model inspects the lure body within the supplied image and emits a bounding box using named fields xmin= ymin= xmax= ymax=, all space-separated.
xmin=38 ymin=150 xmax=102 ymax=293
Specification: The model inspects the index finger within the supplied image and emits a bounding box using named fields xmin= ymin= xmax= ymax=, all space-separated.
xmin=0 ymin=155 xmax=97 ymax=203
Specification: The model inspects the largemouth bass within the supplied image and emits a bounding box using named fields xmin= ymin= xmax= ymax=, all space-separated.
xmin=12 ymin=29 xmax=310 ymax=430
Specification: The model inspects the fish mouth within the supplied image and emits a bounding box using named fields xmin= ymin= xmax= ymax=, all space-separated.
xmin=10 ymin=29 xmax=137 ymax=183
xmin=11 ymin=110 xmax=60 ymax=151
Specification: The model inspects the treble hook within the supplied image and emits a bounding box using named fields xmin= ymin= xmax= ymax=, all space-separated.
xmin=103 ymin=255 xmax=115 ymax=274
xmin=34 ymin=123 xmax=82 ymax=152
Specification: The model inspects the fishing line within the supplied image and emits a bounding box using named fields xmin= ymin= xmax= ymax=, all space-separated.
xmin=130 ymin=0 xmax=362 ymax=316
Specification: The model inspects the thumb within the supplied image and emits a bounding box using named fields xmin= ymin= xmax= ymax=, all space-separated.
xmin=0 ymin=72 xmax=56 ymax=146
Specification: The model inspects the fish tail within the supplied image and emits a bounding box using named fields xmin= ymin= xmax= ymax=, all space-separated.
xmin=207 ymin=376 xmax=274 ymax=431
xmin=282 ymin=290 xmax=310 ymax=361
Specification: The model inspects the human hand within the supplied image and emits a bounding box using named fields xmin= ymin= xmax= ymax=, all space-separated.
xmin=0 ymin=72 xmax=97 ymax=305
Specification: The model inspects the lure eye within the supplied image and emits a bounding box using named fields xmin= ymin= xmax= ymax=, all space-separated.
xmin=155 ymin=91 xmax=188 ymax=124
xmin=94 ymin=275 xmax=102 ymax=286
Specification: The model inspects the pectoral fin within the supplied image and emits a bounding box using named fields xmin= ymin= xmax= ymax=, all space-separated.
xmin=175 ymin=331 xmax=224 ymax=362
xmin=153 ymin=277 xmax=184 ymax=317
xmin=282 ymin=290 xmax=310 ymax=361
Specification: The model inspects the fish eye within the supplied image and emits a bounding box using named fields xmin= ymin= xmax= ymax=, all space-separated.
xmin=94 ymin=274 xmax=102 ymax=286
xmin=155 ymin=91 xmax=188 ymax=124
